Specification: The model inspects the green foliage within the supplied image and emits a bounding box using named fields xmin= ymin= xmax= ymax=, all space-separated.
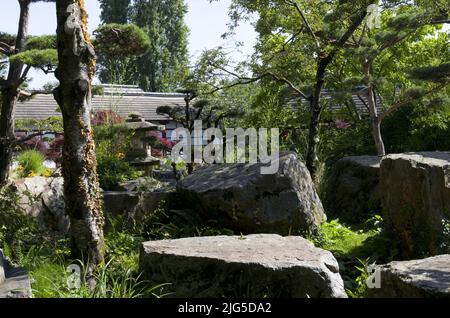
xmin=382 ymin=103 xmax=450 ymax=153
xmin=94 ymin=124 xmax=140 ymax=190
xmin=346 ymin=258 xmax=373 ymax=298
xmin=94 ymin=23 xmax=150 ymax=57
xmin=0 ymin=32 xmax=16 ymax=46
xmin=139 ymin=201 xmax=234 ymax=241
xmin=17 ymin=150 xmax=46 ymax=177
xmin=408 ymin=62 xmax=450 ymax=83
xmin=319 ymin=122 xmax=376 ymax=166
xmin=96 ymin=151 xmax=139 ymax=191
xmin=0 ymin=187 xmax=43 ymax=263
xmin=25 ymin=35 xmax=56 ymax=50
xmin=31 ymin=259 xmax=165 ymax=298
xmin=132 ymin=0 xmax=189 ymax=91
xmin=308 ymin=216 xmax=396 ymax=298
xmin=99 ymin=0 xmax=131 ymax=24
xmin=311 ymin=219 xmax=379 ymax=258
xmin=98 ymin=0 xmax=189 ymax=91
xmin=8 ymin=211 xmax=167 ymax=298
xmin=9 ymin=49 xmax=57 ymax=68
xmin=16 ymin=116 xmax=63 ymax=133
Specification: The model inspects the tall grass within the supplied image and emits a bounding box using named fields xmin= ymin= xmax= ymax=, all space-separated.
xmin=31 ymin=258 xmax=169 ymax=298
xmin=17 ymin=150 xmax=45 ymax=177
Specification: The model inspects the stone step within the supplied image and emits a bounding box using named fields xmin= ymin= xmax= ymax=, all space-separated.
xmin=368 ymin=254 xmax=450 ymax=298
xmin=0 ymin=250 xmax=32 ymax=298
xmin=139 ymin=234 xmax=347 ymax=298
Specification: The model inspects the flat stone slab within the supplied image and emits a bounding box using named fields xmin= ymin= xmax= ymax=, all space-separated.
xmin=0 ymin=250 xmax=32 ymax=298
xmin=140 ymin=234 xmax=347 ymax=298
xmin=368 ymin=254 xmax=450 ymax=298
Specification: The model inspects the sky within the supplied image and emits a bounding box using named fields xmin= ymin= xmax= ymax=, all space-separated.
xmin=0 ymin=0 xmax=257 ymax=89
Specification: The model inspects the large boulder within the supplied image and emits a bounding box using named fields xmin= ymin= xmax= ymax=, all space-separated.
xmin=140 ymin=234 xmax=347 ymax=298
xmin=178 ymin=152 xmax=325 ymax=235
xmin=368 ymin=254 xmax=450 ymax=298
xmin=12 ymin=177 xmax=177 ymax=232
xmin=380 ymin=152 xmax=450 ymax=259
xmin=103 ymin=190 xmax=174 ymax=219
xmin=324 ymin=156 xmax=381 ymax=223
xmin=0 ymin=249 xmax=32 ymax=298
xmin=13 ymin=177 xmax=69 ymax=235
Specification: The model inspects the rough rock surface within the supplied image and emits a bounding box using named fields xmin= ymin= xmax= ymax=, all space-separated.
xmin=0 ymin=249 xmax=32 ymax=298
xmin=324 ymin=156 xmax=381 ymax=222
xmin=368 ymin=254 xmax=450 ymax=298
xmin=13 ymin=177 xmax=69 ymax=234
xmin=178 ymin=152 xmax=325 ymax=235
xmin=103 ymin=190 xmax=174 ymax=218
xmin=380 ymin=152 xmax=450 ymax=258
xmin=140 ymin=234 xmax=347 ymax=298
xmin=12 ymin=177 xmax=176 ymax=232
xmin=0 ymin=250 xmax=5 ymax=285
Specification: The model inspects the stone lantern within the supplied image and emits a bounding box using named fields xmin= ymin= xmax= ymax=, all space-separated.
xmin=125 ymin=112 xmax=165 ymax=175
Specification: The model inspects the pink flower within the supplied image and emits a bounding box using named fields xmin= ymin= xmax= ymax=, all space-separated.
xmin=335 ymin=119 xmax=351 ymax=129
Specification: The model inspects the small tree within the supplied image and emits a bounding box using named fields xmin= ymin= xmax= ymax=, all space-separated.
xmin=348 ymin=5 xmax=449 ymax=155
xmin=94 ymin=23 xmax=150 ymax=84
xmin=0 ymin=0 xmax=57 ymax=185
xmin=157 ymin=89 xmax=243 ymax=173
xmin=208 ymin=0 xmax=377 ymax=180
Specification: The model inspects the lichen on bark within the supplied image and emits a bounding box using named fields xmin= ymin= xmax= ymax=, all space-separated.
xmin=54 ymin=0 xmax=105 ymax=281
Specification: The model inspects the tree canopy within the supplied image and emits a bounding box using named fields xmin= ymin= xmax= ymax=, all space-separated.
xmin=98 ymin=0 xmax=189 ymax=91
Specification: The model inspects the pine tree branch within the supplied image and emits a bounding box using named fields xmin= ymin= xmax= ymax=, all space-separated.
xmin=206 ymin=65 xmax=310 ymax=100
xmin=284 ymin=0 xmax=321 ymax=50
xmin=18 ymin=64 xmax=32 ymax=84
xmin=430 ymin=19 xmax=450 ymax=24
xmin=14 ymin=131 xmax=60 ymax=145
xmin=327 ymin=7 xmax=369 ymax=60
xmin=18 ymin=89 xmax=53 ymax=97
xmin=380 ymin=83 xmax=449 ymax=121
xmin=0 ymin=42 xmax=13 ymax=55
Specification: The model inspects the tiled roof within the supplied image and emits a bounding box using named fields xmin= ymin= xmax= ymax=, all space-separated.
xmin=288 ymin=87 xmax=383 ymax=115
xmin=15 ymin=84 xmax=186 ymax=122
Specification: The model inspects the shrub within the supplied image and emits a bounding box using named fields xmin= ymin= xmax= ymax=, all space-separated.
xmin=17 ymin=150 xmax=46 ymax=177
xmin=0 ymin=186 xmax=42 ymax=263
xmin=94 ymin=124 xmax=139 ymax=190
xmin=96 ymin=152 xmax=140 ymax=190
xmin=92 ymin=110 xmax=124 ymax=126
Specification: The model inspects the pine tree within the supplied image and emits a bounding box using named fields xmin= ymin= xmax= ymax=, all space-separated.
xmin=97 ymin=0 xmax=134 ymax=84
xmin=0 ymin=0 xmax=57 ymax=185
xmin=347 ymin=3 xmax=450 ymax=155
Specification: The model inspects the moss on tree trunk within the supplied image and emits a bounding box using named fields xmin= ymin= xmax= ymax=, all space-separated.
xmin=54 ymin=0 xmax=105 ymax=282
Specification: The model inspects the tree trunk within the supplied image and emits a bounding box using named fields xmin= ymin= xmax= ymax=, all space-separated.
xmin=306 ymin=57 xmax=331 ymax=181
xmin=0 ymin=91 xmax=17 ymax=185
xmin=0 ymin=0 xmax=30 ymax=185
xmin=363 ymin=61 xmax=385 ymax=156
xmin=54 ymin=0 xmax=105 ymax=284
xmin=304 ymin=6 xmax=369 ymax=181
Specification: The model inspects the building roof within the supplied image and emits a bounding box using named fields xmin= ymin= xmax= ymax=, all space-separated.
xmin=15 ymin=84 xmax=186 ymax=122
xmin=288 ymin=87 xmax=383 ymax=116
